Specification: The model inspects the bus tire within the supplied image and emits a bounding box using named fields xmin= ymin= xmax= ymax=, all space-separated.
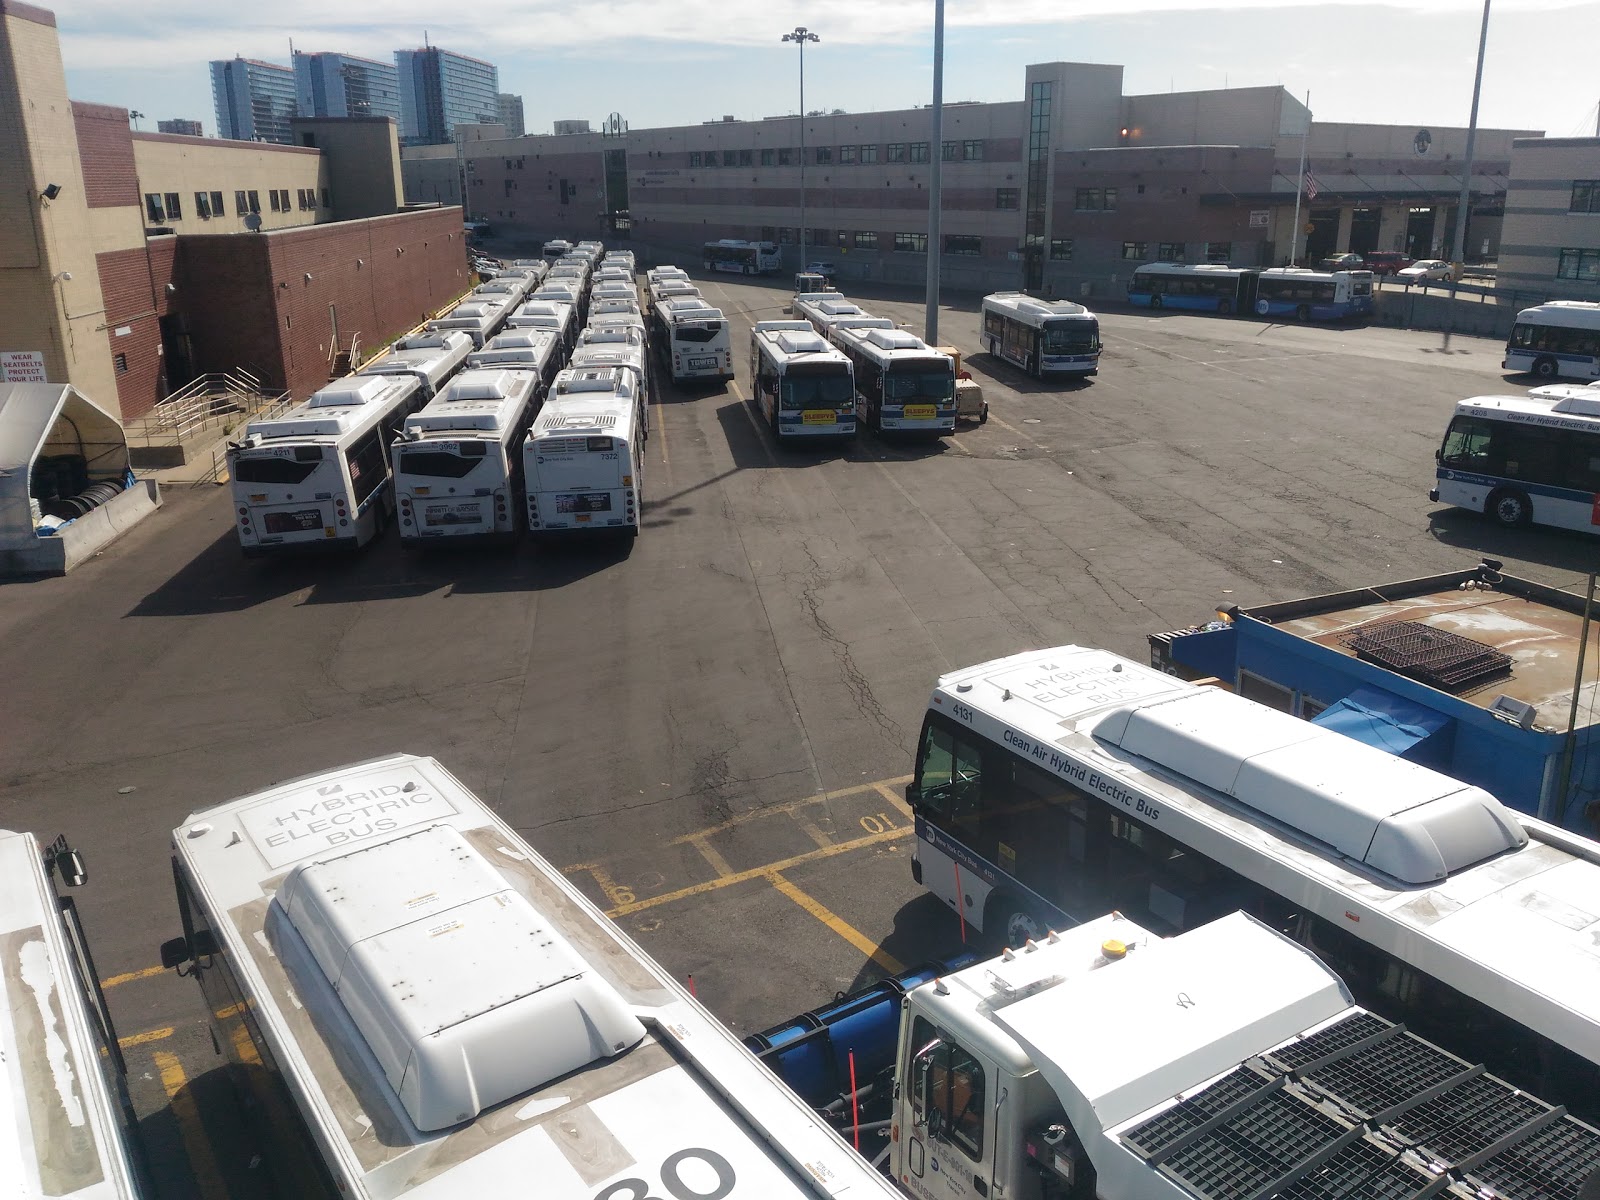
xmin=985 ymin=891 xmax=1045 ymax=950
xmin=1218 ymin=299 xmax=1233 ymax=315
xmin=1149 ymin=294 xmax=1162 ymax=309
xmin=1296 ymin=304 xmax=1311 ymax=322
xmin=1487 ymin=488 xmax=1531 ymax=529
xmin=1532 ymin=356 xmax=1560 ymax=380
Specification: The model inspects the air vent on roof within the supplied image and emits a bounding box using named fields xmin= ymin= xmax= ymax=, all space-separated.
xmin=558 ymin=414 xmax=617 ymax=428
xmin=558 ymin=369 xmax=623 ymax=393
xmin=445 ymin=371 xmax=514 ymax=401
xmin=1341 ymin=620 xmax=1511 ymax=693
xmin=866 ymin=328 xmax=922 ymax=350
xmin=777 ymin=331 xmax=828 ymax=354
xmin=309 ymin=377 xmax=390 ymax=407
xmin=273 ymin=824 xmax=645 ymax=1132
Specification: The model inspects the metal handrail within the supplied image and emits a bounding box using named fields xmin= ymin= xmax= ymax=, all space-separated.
xmin=128 ymin=372 xmax=271 ymax=445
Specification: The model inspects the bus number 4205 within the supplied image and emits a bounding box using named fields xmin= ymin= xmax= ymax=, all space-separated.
xmin=594 ymin=1148 xmax=736 ymax=1200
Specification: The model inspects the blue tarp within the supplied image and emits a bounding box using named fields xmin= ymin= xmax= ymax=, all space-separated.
xmin=1312 ymin=685 xmax=1453 ymax=764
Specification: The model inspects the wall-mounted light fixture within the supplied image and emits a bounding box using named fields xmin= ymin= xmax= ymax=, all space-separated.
xmin=40 ymin=183 xmax=62 ymax=202
xmin=304 ymin=272 xmax=313 ymax=283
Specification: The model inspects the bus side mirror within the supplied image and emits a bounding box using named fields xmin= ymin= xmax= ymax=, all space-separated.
xmin=45 ymin=837 xmax=88 ymax=888
xmin=160 ymin=936 xmax=191 ymax=969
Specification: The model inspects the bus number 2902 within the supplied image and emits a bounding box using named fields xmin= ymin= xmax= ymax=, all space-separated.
xmin=594 ymin=1148 xmax=736 ymax=1200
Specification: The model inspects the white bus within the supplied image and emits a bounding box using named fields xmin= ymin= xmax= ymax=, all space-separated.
xmin=471 ymin=274 xmax=534 ymax=308
xmin=540 ymin=237 xmax=572 ymax=259
xmin=791 ymin=295 xmax=869 ymax=338
xmin=981 ymin=292 xmax=1102 ymax=378
xmin=601 ymin=250 xmax=634 ymax=272
xmin=426 ymin=296 xmax=513 ymax=349
xmin=2 ymin=829 xmax=151 ymax=1199
xmin=359 ymin=330 xmax=473 ymax=400
xmin=156 ymin=755 xmax=901 ymax=1200
xmin=569 ymin=327 xmax=651 ymax=436
xmin=905 ymin=644 xmax=1600 ymax=1122
xmin=831 ymin=326 xmax=956 ymax=434
xmin=591 ymin=279 xmax=640 ymax=308
xmin=229 ymin=374 xmax=423 ymax=554
xmin=392 ymin=368 xmax=542 ymax=544
xmin=590 ymin=295 xmax=643 ymax=320
xmin=645 ymin=265 xmax=688 ymax=287
xmin=506 ymin=298 xmax=578 ymax=355
xmin=466 ymin=328 xmax=564 ymax=388
xmin=749 ymin=320 xmax=856 ymax=442
xmin=648 ymin=278 xmax=701 ymax=312
xmin=1254 ymin=266 xmax=1375 ymax=321
xmin=660 ymin=302 xmax=733 ymax=385
xmin=1433 ymin=390 xmax=1600 ymax=532
xmin=526 ymin=367 xmax=646 ymax=538
xmin=1504 ymin=301 xmax=1600 ymax=381
xmin=701 ymin=238 xmax=781 ymax=275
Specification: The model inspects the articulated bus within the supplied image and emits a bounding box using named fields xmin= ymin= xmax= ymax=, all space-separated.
xmin=749 ymin=320 xmax=857 ymax=442
xmin=360 ymin=330 xmax=473 ymax=400
xmin=1433 ymin=390 xmax=1600 ymax=532
xmin=979 ymin=292 xmax=1101 ymax=378
xmin=157 ymin=755 xmax=901 ymax=1200
xmin=3 ymin=829 xmax=151 ymax=1199
xmin=525 ymin=367 xmax=646 ymax=538
xmin=702 ymin=238 xmax=781 ymax=275
xmin=905 ymin=644 xmax=1600 ymax=1123
xmin=1126 ymin=263 xmax=1260 ymax=316
xmin=392 ymin=368 xmax=543 ymax=543
xmin=229 ymin=374 xmax=424 ymax=554
xmin=1254 ymin=266 xmax=1374 ymax=322
xmin=1504 ymin=301 xmax=1600 ymax=381
xmin=831 ymin=326 xmax=955 ymax=434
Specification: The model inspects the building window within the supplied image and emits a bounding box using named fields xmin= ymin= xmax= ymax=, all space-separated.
xmin=247 ymin=190 xmax=260 ymax=213
xmin=945 ymin=234 xmax=982 ymax=256
xmin=837 ymin=230 xmax=850 ymax=249
xmin=1157 ymin=242 xmax=1186 ymax=262
xmin=194 ymin=191 xmax=211 ymax=219
xmin=760 ymin=148 xmax=775 ymax=167
xmin=1049 ymin=238 xmax=1073 ymax=260
xmin=995 ymin=188 xmax=1019 ymax=210
xmin=895 ymin=232 xmax=927 ymax=253
xmin=909 ymin=142 xmax=929 ymax=164
xmin=210 ymin=190 xmax=224 ymax=215
xmin=1122 ymin=241 xmax=1149 ymax=260
xmin=963 ymin=140 xmax=984 ymax=161
xmin=138 ymin=192 xmax=159 ymax=223
xmin=1075 ymin=187 xmax=1117 ymax=211
xmin=320 ymin=187 xmax=330 ymax=208
xmin=113 ymin=353 xmax=128 ymax=373
xmin=689 ymin=151 xmax=702 ymax=168
xmin=234 ymin=190 xmax=247 ymax=215
xmin=854 ymin=230 xmax=877 ymax=250
xmin=810 ymin=228 xmax=829 ymax=248
xmin=1206 ymin=241 xmax=1232 ymax=263
xmin=1570 ymin=181 xmax=1600 ymax=214
xmin=887 ymin=143 xmax=906 ymax=163
xmin=723 ymin=149 xmax=737 ymax=166
xmin=269 ymin=190 xmax=282 ymax=212
xmin=860 ymin=144 xmax=878 ymax=164
xmin=815 ymin=146 xmax=832 ymax=165
xmin=840 ymin=144 xmax=857 ymax=165
xmin=778 ymin=227 xmax=794 ymax=244
xmin=761 ymin=225 xmax=777 ymax=241
xmin=279 ymin=188 xmax=291 ymax=210
xmin=738 ymin=149 xmax=753 ymax=166
xmin=778 ymin=147 xmax=793 ymax=166
xmin=941 ymin=141 xmax=959 ymax=161
xmin=1556 ymin=247 xmax=1600 ymax=281
xmin=164 ymin=192 xmax=182 ymax=220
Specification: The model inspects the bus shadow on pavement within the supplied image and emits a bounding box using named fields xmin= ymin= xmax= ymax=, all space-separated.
xmin=966 ymin=352 xmax=1099 ymax=396
xmin=1426 ymin=505 xmax=1600 ymax=573
xmin=839 ymin=891 xmax=985 ymax=999
xmin=715 ymin=400 xmax=955 ymax=471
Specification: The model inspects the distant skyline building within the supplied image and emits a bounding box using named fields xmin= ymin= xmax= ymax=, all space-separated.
xmin=395 ymin=46 xmax=498 ymax=146
xmin=495 ymin=92 xmax=524 ymax=139
xmin=209 ymin=56 xmax=296 ymax=144
xmin=157 ymin=118 xmax=203 ymax=136
xmin=294 ymin=52 xmax=401 ymax=123
xmin=552 ymin=119 xmax=591 ymax=136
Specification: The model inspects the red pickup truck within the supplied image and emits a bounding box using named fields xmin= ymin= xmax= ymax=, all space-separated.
xmin=1362 ymin=251 xmax=1413 ymax=276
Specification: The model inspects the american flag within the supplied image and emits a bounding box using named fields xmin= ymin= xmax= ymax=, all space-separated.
xmin=1304 ymin=170 xmax=1321 ymax=200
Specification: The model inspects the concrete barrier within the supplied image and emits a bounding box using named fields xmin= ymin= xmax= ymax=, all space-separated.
xmin=1373 ymin=291 xmax=1518 ymax=339
xmin=2 ymin=480 xmax=162 ymax=576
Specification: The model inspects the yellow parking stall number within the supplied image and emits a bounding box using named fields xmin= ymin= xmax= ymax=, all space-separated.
xmin=858 ymin=812 xmax=898 ymax=835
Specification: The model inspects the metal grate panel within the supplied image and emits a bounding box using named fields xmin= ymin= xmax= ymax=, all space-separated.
xmin=1268 ymin=1012 xmax=1392 ymax=1073
xmin=1340 ymin=620 xmax=1511 ymax=693
xmin=1300 ymin=1032 xmax=1466 ymax=1119
xmin=1124 ymin=1066 xmax=1270 ymax=1158
xmin=1389 ymin=1073 xmax=1551 ymax=1165
xmin=1276 ymin=1138 xmax=1440 ymax=1200
xmin=1464 ymin=1117 xmax=1600 ymax=1200
xmin=1160 ymin=1090 xmax=1349 ymax=1200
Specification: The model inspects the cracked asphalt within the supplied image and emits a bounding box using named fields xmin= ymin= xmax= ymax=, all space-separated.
xmin=4 ymin=273 xmax=1598 ymax=1198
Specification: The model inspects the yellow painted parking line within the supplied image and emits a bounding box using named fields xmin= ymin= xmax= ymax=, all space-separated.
xmin=668 ymin=774 xmax=914 ymax=844
xmin=586 ymin=863 xmax=640 ymax=908
xmin=797 ymin=819 xmax=834 ymax=849
xmin=873 ymin=780 xmax=913 ymax=817
xmin=686 ymin=834 xmax=735 ymax=879
xmin=153 ymin=1050 xmax=229 ymax=1200
xmin=607 ymin=824 xmax=912 ymax=919
xmin=768 ymin=871 xmax=905 ymax=975
xmin=100 ymin=964 xmax=166 ymax=989
xmin=118 ymin=1026 xmax=174 ymax=1049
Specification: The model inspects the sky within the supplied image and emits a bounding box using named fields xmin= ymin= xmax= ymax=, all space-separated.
xmin=58 ymin=0 xmax=1600 ymax=141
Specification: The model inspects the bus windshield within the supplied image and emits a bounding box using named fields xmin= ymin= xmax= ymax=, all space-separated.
xmin=781 ymin=371 xmax=854 ymax=410
xmin=1042 ymin=322 xmax=1099 ymax=353
xmin=884 ymin=367 xmax=954 ymax=400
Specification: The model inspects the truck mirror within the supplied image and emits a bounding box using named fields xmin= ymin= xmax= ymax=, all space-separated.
xmin=159 ymin=936 xmax=191 ymax=969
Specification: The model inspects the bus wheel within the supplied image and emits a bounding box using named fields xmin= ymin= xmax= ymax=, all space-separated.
xmin=985 ymin=892 xmax=1044 ymax=950
xmin=1218 ymin=299 xmax=1233 ymax=315
xmin=1296 ymin=304 xmax=1311 ymax=322
xmin=1149 ymin=294 xmax=1162 ymax=309
xmin=1487 ymin=488 xmax=1531 ymax=529
xmin=1533 ymin=356 xmax=1560 ymax=380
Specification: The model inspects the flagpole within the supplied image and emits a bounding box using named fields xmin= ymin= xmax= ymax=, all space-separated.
xmin=1289 ymin=91 xmax=1310 ymax=266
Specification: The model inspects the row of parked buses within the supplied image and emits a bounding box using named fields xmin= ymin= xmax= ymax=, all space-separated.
xmin=643 ymin=264 xmax=736 ymax=384
xmin=228 ymin=241 xmax=653 ymax=549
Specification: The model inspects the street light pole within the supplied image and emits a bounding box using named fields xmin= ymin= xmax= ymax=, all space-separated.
xmin=924 ymin=0 xmax=945 ymax=344
xmin=129 ymin=110 xmax=145 ymax=131
xmin=783 ymin=27 xmax=819 ymax=273
xmin=1451 ymin=0 xmax=1492 ymax=285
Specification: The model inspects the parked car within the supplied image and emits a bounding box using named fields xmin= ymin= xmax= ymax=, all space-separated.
xmin=1319 ymin=253 xmax=1365 ymax=271
xmin=805 ymin=261 xmax=838 ymax=282
xmin=1397 ymin=259 xmax=1454 ymax=284
xmin=1362 ymin=251 xmax=1413 ymax=276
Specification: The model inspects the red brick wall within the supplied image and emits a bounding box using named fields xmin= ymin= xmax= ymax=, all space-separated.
xmin=95 ymin=242 xmax=176 ymax=419
xmin=72 ymin=102 xmax=139 ymax=210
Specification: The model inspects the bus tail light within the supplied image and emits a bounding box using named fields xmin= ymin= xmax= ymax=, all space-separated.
xmin=622 ymin=475 xmax=632 ymax=487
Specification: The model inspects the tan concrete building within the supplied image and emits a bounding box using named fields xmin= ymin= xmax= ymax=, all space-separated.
xmin=132 ymin=130 xmax=329 ymax=233
xmin=1499 ymin=137 xmax=1600 ymax=300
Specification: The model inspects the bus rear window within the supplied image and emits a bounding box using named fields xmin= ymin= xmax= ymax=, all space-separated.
xmin=674 ymin=322 xmax=724 ymax=343
xmin=400 ymin=445 xmax=486 ymax=478
xmin=586 ymin=436 xmax=613 ymax=452
xmin=234 ymin=453 xmax=322 ymax=485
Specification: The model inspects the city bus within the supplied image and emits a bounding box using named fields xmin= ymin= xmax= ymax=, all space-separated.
xmin=1503 ymin=301 xmax=1600 ymax=381
xmin=426 ymin=296 xmax=514 ymax=349
xmin=701 ymin=238 xmax=782 ymax=275
xmin=1254 ymin=266 xmax=1375 ymax=322
xmin=359 ymin=329 xmax=473 ymax=400
xmin=792 ymin=294 xmax=869 ymax=338
xmin=540 ymin=237 xmax=572 ymax=260
xmin=904 ymin=643 xmax=1600 ymax=1122
xmin=525 ymin=367 xmax=645 ymax=538
xmin=2 ymin=828 xmax=152 ymax=1199
xmin=748 ymin=320 xmax=857 ymax=443
xmin=1432 ymin=390 xmax=1600 ymax=531
xmin=392 ymin=368 xmax=543 ymax=543
xmin=471 ymin=274 xmax=534 ymax=308
xmin=659 ymin=301 xmax=733 ymax=384
xmin=831 ymin=325 xmax=956 ymax=434
xmin=569 ymin=326 xmax=651 ymax=435
xmin=979 ymin=292 xmax=1101 ymax=378
xmin=1126 ymin=263 xmax=1260 ymax=315
xmin=505 ymin=298 xmax=578 ymax=355
xmin=156 ymin=755 xmax=903 ymax=1200
xmin=229 ymin=374 xmax=424 ymax=554
xmin=466 ymin=328 xmax=564 ymax=389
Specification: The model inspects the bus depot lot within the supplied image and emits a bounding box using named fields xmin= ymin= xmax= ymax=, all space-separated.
xmin=0 ymin=275 xmax=1593 ymax=1198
